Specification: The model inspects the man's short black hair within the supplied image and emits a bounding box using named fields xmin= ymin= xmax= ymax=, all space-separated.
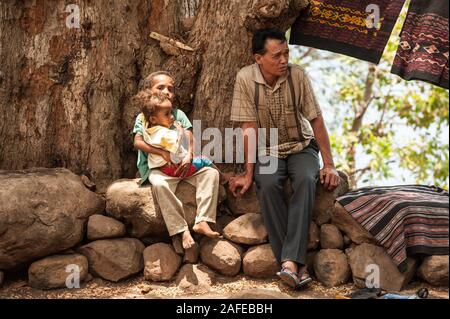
xmin=252 ymin=28 xmax=287 ymax=55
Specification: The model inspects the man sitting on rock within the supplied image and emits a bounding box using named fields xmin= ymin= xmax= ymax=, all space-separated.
xmin=228 ymin=28 xmax=340 ymax=289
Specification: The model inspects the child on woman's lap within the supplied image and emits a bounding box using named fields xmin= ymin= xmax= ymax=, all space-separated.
xmin=134 ymin=90 xmax=221 ymax=248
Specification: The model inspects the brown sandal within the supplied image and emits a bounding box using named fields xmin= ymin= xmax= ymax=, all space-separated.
xmin=295 ymin=268 xmax=312 ymax=289
xmin=276 ymin=267 xmax=299 ymax=289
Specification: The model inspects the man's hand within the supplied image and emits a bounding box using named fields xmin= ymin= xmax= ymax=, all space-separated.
xmin=174 ymin=152 xmax=193 ymax=178
xmin=228 ymin=174 xmax=253 ymax=197
xmin=320 ymin=165 xmax=340 ymax=191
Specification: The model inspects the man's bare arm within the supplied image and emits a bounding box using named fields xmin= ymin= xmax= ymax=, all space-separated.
xmin=242 ymin=122 xmax=258 ymax=178
xmin=229 ymin=121 xmax=258 ymax=196
xmin=310 ymin=115 xmax=334 ymax=168
xmin=309 ymin=115 xmax=340 ymax=190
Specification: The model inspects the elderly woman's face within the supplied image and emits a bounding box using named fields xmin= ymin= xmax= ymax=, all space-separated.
xmin=150 ymin=75 xmax=175 ymax=101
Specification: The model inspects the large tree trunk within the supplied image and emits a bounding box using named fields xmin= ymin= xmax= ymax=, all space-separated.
xmin=0 ymin=0 xmax=308 ymax=191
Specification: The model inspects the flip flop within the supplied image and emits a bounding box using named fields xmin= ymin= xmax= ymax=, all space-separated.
xmin=276 ymin=267 xmax=299 ymax=289
xmin=295 ymin=268 xmax=313 ymax=289
xmin=277 ymin=267 xmax=313 ymax=290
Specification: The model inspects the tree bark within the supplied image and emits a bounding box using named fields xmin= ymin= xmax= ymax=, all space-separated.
xmin=0 ymin=0 xmax=308 ymax=191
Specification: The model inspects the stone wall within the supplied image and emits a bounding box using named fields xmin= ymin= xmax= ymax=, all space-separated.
xmin=0 ymin=168 xmax=448 ymax=292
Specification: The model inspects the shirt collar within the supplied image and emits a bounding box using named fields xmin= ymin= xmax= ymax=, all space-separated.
xmin=252 ymin=63 xmax=290 ymax=91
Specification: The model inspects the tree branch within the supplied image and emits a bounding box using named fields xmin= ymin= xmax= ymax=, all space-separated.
xmin=299 ymin=47 xmax=314 ymax=60
xmin=351 ymin=64 xmax=376 ymax=132
xmin=374 ymin=90 xmax=392 ymax=137
xmin=352 ymin=160 xmax=396 ymax=181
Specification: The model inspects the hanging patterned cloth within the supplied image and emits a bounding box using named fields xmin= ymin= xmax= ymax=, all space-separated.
xmin=289 ymin=0 xmax=405 ymax=64
xmin=391 ymin=0 xmax=449 ymax=89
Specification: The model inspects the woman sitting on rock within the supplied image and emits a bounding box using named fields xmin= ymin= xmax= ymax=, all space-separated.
xmin=132 ymin=71 xmax=221 ymax=249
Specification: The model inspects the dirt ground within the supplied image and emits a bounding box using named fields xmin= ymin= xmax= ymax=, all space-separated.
xmin=0 ymin=272 xmax=448 ymax=299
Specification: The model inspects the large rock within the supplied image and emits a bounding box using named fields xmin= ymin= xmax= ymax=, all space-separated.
xmin=314 ymin=249 xmax=350 ymax=287
xmin=172 ymin=236 xmax=184 ymax=255
xmin=28 ymin=254 xmax=89 ymax=290
xmin=215 ymin=215 xmax=235 ymax=234
xmin=175 ymin=264 xmax=215 ymax=293
xmin=184 ymin=243 xmax=200 ymax=264
xmin=223 ymin=213 xmax=268 ymax=245
xmin=330 ymin=202 xmax=377 ymax=245
xmin=347 ymin=243 xmax=419 ymax=292
xmin=417 ymin=255 xmax=449 ymax=286
xmin=78 ymin=238 xmax=145 ymax=282
xmin=0 ymin=271 xmax=4 ymax=287
xmin=105 ymin=179 xmax=167 ymax=238
xmin=320 ymin=224 xmax=344 ymax=250
xmin=226 ymin=183 xmax=261 ymax=215
xmin=105 ymin=179 xmax=226 ymax=239
xmin=313 ymin=171 xmax=350 ymax=225
xmin=308 ymin=221 xmax=320 ymax=251
xmin=343 ymin=235 xmax=352 ymax=247
xmin=224 ymin=170 xmax=348 ymax=220
xmin=306 ymin=251 xmax=317 ymax=276
xmin=0 ymin=168 xmax=105 ymax=270
xmin=200 ymin=238 xmax=243 ymax=276
xmin=243 ymin=244 xmax=279 ymax=278
xmin=87 ymin=214 xmax=126 ymax=241
xmin=143 ymin=243 xmax=181 ymax=282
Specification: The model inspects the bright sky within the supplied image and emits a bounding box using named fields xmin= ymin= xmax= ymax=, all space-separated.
xmin=289 ymin=45 xmax=449 ymax=188
xmin=287 ymin=0 xmax=449 ymax=188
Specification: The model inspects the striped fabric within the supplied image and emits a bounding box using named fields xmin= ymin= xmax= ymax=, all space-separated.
xmin=337 ymin=185 xmax=449 ymax=272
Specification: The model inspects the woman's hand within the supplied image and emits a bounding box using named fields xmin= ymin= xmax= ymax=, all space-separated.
xmin=174 ymin=152 xmax=193 ymax=178
xmin=160 ymin=150 xmax=174 ymax=166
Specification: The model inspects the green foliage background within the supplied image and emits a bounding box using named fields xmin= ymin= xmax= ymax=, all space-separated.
xmin=289 ymin=0 xmax=449 ymax=188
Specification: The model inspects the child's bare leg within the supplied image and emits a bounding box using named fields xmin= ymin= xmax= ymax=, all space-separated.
xmin=182 ymin=229 xmax=195 ymax=249
xmin=193 ymin=221 xmax=220 ymax=238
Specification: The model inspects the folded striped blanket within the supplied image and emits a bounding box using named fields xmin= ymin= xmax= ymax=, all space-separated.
xmin=337 ymin=185 xmax=449 ymax=272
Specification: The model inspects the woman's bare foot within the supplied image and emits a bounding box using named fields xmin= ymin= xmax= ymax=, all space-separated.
xmin=193 ymin=221 xmax=221 ymax=238
xmin=182 ymin=229 xmax=196 ymax=249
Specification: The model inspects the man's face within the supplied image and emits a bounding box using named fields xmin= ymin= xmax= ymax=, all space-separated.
xmin=255 ymin=39 xmax=289 ymax=78
xmin=150 ymin=75 xmax=175 ymax=101
xmin=151 ymin=100 xmax=174 ymax=128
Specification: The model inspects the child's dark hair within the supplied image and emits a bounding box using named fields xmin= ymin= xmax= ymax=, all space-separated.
xmin=133 ymin=90 xmax=170 ymax=122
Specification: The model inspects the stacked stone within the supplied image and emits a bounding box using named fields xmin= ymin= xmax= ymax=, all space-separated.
xmin=0 ymin=168 xmax=448 ymax=293
xmin=0 ymin=169 xmax=105 ymax=290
